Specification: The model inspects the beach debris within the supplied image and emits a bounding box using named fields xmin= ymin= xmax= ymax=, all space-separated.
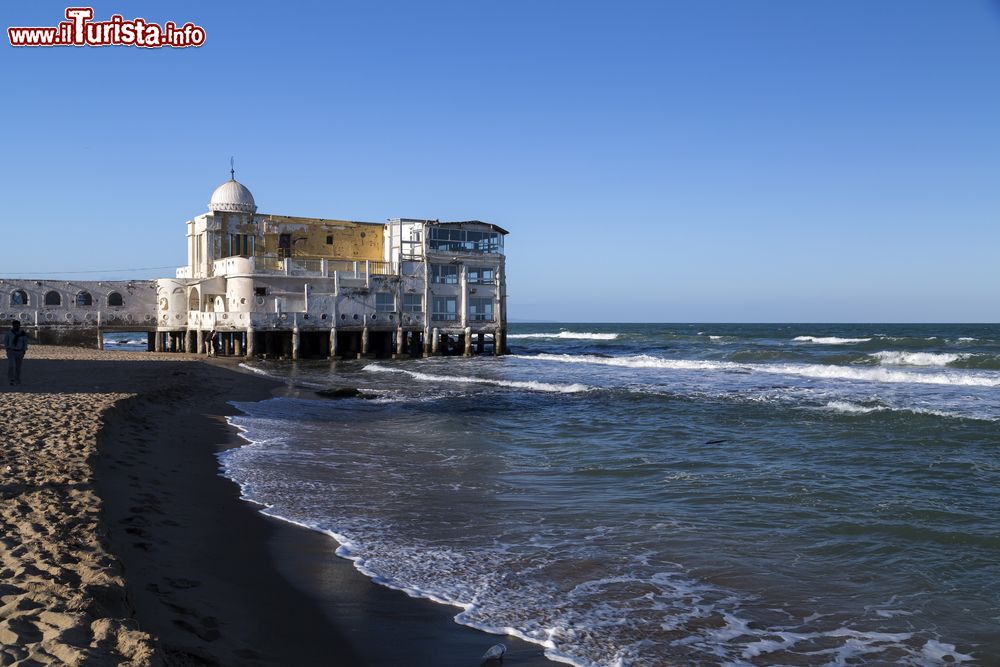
xmin=482 ymin=643 xmax=506 ymax=662
xmin=315 ymin=387 xmax=376 ymax=400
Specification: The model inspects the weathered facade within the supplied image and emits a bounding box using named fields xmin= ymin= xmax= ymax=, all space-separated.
xmin=3 ymin=176 xmax=509 ymax=358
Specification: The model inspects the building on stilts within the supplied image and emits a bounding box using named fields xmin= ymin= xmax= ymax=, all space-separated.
xmin=0 ymin=173 xmax=509 ymax=359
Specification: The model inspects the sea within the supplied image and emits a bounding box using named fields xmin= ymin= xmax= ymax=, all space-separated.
xmin=130 ymin=325 xmax=1000 ymax=665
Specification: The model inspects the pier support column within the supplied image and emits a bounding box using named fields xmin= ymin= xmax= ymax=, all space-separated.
xmin=196 ymin=329 xmax=204 ymax=356
xmin=223 ymin=334 xmax=231 ymax=356
xmin=147 ymin=332 xmax=155 ymax=352
xmin=154 ymin=332 xmax=163 ymax=352
xmin=477 ymin=332 xmax=484 ymax=354
xmin=329 ymin=327 xmax=338 ymax=359
xmin=358 ymin=326 xmax=369 ymax=359
xmin=395 ymin=326 xmax=404 ymax=358
xmin=234 ymin=333 xmax=243 ymax=357
xmin=292 ymin=327 xmax=301 ymax=360
xmin=431 ymin=327 xmax=440 ymax=355
xmin=423 ymin=328 xmax=432 ymax=357
xmin=246 ymin=327 xmax=255 ymax=359
xmin=97 ymin=329 xmax=104 ymax=351
xmin=185 ymin=329 xmax=194 ymax=353
xmin=464 ymin=327 xmax=472 ymax=357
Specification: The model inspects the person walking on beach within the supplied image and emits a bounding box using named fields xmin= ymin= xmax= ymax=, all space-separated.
xmin=3 ymin=320 xmax=29 ymax=386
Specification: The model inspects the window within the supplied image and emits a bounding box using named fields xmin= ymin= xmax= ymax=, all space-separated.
xmin=431 ymin=264 xmax=459 ymax=284
xmin=469 ymin=297 xmax=494 ymax=322
xmin=76 ymin=291 xmax=93 ymax=307
xmin=254 ymin=287 xmax=267 ymax=296
xmin=375 ymin=292 xmax=395 ymax=312
xmin=10 ymin=290 xmax=27 ymax=306
xmin=326 ymin=235 xmax=333 ymax=245
xmin=108 ymin=292 xmax=124 ymax=307
xmin=44 ymin=291 xmax=61 ymax=306
xmin=467 ymin=267 xmax=495 ymax=284
xmin=402 ymin=293 xmax=423 ymax=312
xmin=278 ymin=233 xmax=291 ymax=258
xmin=227 ymin=234 xmax=255 ymax=257
xmin=427 ymin=227 xmax=503 ymax=254
xmin=432 ymin=296 xmax=458 ymax=321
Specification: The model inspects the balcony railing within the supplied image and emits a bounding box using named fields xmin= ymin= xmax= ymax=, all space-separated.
xmin=210 ymin=256 xmax=399 ymax=279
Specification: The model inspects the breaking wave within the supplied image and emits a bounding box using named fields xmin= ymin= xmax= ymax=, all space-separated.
xmin=508 ymin=331 xmax=619 ymax=341
xmin=870 ymin=351 xmax=964 ymax=366
xmin=515 ymin=353 xmax=1000 ymax=387
xmin=364 ymin=363 xmax=591 ymax=393
xmin=794 ymin=336 xmax=873 ymax=345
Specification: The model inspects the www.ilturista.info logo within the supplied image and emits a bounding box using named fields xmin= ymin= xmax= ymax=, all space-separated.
xmin=8 ymin=7 xmax=205 ymax=48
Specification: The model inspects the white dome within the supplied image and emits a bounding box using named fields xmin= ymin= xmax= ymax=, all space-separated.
xmin=209 ymin=179 xmax=257 ymax=214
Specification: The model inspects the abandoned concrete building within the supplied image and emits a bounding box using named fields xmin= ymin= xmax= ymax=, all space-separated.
xmin=0 ymin=175 xmax=509 ymax=359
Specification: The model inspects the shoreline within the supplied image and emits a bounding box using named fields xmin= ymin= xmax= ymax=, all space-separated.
xmin=3 ymin=346 xmax=552 ymax=665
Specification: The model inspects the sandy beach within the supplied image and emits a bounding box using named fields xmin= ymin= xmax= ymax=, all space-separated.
xmin=0 ymin=345 xmax=550 ymax=666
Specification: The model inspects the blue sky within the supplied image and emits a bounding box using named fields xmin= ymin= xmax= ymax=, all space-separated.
xmin=2 ymin=1 xmax=998 ymax=322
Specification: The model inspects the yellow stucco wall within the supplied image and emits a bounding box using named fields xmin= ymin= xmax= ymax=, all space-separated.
xmin=254 ymin=215 xmax=384 ymax=261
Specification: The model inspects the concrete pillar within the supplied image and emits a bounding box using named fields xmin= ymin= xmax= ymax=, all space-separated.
xmin=246 ymin=327 xmax=255 ymax=358
xmin=395 ymin=326 xmax=404 ymax=357
xmin=196 ymin=329 xmax=204 ymax=356
xmin=431 ymin=327 xmax=440 ymax=355
xmin=147 ymin=331 xmax=155 ymax=352
xmin=234 ymin=333 xmax=243 ymax=357
xmin=154 ymin=332 xmax=163 ymax=352
xmin=359 ymin=326 xmax=369 ymax=359
xmin=493 ymin=329 xmax=502 ymax=356
xmin=423 ymin=328 xmax=431 ymax=356
xmin=464 ymin=326 xmax=472 ymax=357
xmin=477 ymin=332 xmax=484 ymax=354
xmin=292 ymin=327 xmax=301 ymax=360
xmin=329 ymin=327 xmax=338 ymax=359
xmin=185 ymin=329 xmax=194 ymax=353
xmin=223 ymin=333 xmax=231 ymax=356
xmin=97 ymin=329 xmax=104 ymax=351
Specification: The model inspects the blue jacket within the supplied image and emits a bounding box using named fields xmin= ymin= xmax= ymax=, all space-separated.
xmin=3 ymin=330 xmax=28 ymax=353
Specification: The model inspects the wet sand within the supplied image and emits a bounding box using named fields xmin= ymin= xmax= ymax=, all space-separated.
xmin=1 ymin=346 xmax=552 ymax=666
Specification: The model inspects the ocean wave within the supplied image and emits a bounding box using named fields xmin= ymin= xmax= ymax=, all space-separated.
xmin=793 ymin=336 xmax=873 ymax=345
xmin=515 ymin=353 xmax=1000 ymax=387
xmin=870 ymin=351 xmax=965 ymax=366
xmin=364 ymin=363 xmax=591 ymax=393
xmin=508 ymin=331 xmax=619 ymax=341
xmin=824 ymin=401 xmax=890 ymax=415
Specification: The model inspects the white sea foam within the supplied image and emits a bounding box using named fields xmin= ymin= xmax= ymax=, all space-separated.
xmin=364 ymin=363 xmax=591 ymax=393
xmin=824 ymin=401 xmax=889 ymax=415
xmin=793 ymin=335 xmax=872 ymax=344
xmin=508 ymin=331 xmax=619 ymax=340
xmin=870 ymin=351 xmax=964 ymax=366
xmin=516 ymin=353 xmax=1000 ymax=387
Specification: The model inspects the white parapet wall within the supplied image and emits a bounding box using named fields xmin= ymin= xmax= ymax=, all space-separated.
xmin=0 ymin=278 xmax=158 ymax=347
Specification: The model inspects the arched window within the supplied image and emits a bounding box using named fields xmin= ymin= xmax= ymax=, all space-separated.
xmin=108 ymin=292 xmax=124 ymax=307
xmin=76 ymin=291 xmax=93 ymax=307
xmin=188 ymin=289 xmax=200 ymax=311
xmin=44 ymin=291 xmax=61 ymax=306
xmin=10 ymin=290 xmax=28 ymax=306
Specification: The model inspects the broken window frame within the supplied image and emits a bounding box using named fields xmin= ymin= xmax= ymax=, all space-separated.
xmin=432 ymin=296 xmax=458 ymax=321
xmin=468 ymin=297 xmax=495 ymax=322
